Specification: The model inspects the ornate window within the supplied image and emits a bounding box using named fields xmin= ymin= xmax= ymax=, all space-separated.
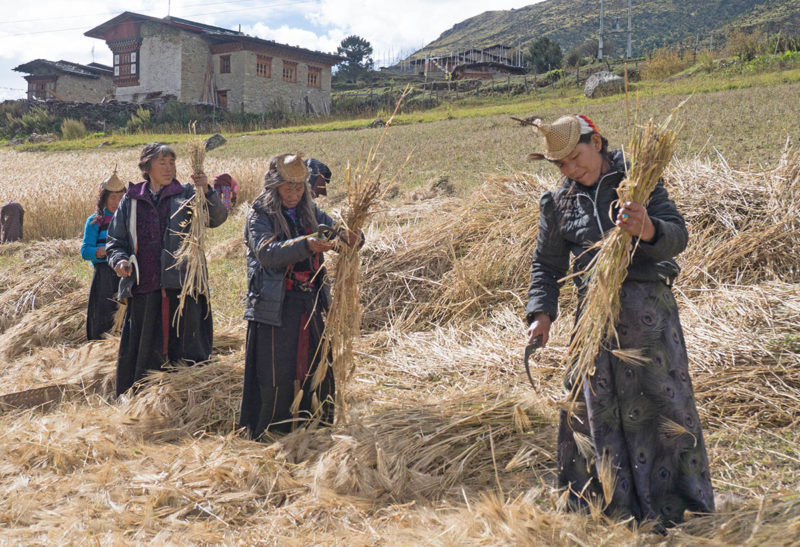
xmin=257 ymin=55 xmax=271 ymax=78
xmin=220 ymin=55 xmax=231 ymax=74
xmin=307 ymin=66 xmax=321 ymax=88
xmin=109 ymin=39 xmax=141 ymax=86
xmin=282 ymin=61 xmax=297 ymax=83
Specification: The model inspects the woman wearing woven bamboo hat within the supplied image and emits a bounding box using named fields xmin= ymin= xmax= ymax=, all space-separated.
xmin=80 ymin=169 xmax=126 ymax=340
xmin=524 ymin=115 xmax=713 ymax=527
xmin=239 ymin=153 xmax=360 ymax=439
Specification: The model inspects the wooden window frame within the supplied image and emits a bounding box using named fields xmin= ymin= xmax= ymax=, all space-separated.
xmin=307 ymin=66 xmax=321 ymax=88
xmin=256 ymin=55 xmax=272 ymax=78
xmin=282 ymin=61 xmax=297 ymax=83
xmin=220 ymin=55 xmax=231 ymax=74
xmin=113 ymin=50 xmax=139 ymax=86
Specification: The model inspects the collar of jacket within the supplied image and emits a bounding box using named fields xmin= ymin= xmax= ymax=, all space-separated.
xmin=126 ymin=179 xmax=184 ymax=203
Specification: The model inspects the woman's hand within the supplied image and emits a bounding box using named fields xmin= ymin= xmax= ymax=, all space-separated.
xmin=95 ymin=247 xmax=106 ymax=259
xmin=306 ymin=237 xmax=335 ymax=253
xmin=616 ymin=201 xmax=655 ymax=242
xmin=114 ymin=259 xmax=131 ymax=277
xmin=190 ymin=172 xmax=209 ymax=194
xmin=526 ymin=312 xmax=552 ymax=348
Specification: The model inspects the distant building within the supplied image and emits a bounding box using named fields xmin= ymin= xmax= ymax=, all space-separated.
xmin=407 ymin=44 xmax=520 ymax=76
xmin=451 ymin=62 xmax=526 ymax=81
xmin=12 ymin=60 xmax=114 ymax=102
xmin=84 ymin=11 xmax=343 ymax=114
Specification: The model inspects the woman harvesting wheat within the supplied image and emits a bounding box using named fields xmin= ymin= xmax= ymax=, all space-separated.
xmin=524 ymin=115 xmax=713 ymax=527
xmin=106 ymin=142 xmax=228 ymax=396
xmin=80 ymin=169 xmax=125 ymax=341
xmin=239 ymin=153 xmax=361 ymax=439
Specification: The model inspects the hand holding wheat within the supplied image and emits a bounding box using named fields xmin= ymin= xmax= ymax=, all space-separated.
xmin=190 ymin=172 xmax=209 ymax=193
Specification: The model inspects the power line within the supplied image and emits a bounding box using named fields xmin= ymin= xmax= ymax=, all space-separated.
xmin=0 ymin=0 xmax=318 ymax=37
xmin=0 ymin=0 xmax=272 ymax=26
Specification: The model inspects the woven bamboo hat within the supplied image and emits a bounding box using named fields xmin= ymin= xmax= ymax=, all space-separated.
xmin=101 ymin=167 xmax=125 ymax=192
xmin=527 ymin=115 xmax=601 ymax=161
xmin=270 ymin=153 xmax=309 ymax=185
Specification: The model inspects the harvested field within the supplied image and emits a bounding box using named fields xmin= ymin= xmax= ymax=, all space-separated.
xmin=1 ymin=109 xmax=799 ymax=543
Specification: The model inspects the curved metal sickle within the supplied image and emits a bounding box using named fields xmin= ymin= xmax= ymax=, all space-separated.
xmin=523 ymin=336 xmax=542 ymax=388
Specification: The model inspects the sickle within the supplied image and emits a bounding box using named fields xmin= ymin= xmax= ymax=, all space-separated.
xmin=523 ymin=336 xmax=542 ymax=388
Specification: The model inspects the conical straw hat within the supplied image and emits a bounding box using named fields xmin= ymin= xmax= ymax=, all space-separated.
xmin=527 ymin=115 xmax=583 ymax=161
xmin=101 ymin=167 xmax=125 ymax=192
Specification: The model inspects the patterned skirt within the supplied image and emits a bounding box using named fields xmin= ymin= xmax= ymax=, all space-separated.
xmin=558 ymin=280 xmax=714 ymax=526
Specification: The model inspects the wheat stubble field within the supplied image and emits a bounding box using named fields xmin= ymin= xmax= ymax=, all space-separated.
xmin=0 ymin=82 xmax=799 ymax=544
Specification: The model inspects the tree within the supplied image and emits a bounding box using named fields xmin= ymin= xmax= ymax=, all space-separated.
xmin=336 ymin=35 xmax=374 ymax=81
xmin=525 ymin=37 xmax=563 ymax=73
xmin=564 ymin=48 xmax=582 ymax=68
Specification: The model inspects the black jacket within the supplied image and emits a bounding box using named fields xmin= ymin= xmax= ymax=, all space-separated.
xmin=525 ymin=150 xmax=688 ymax=324
xmin=244 ymin=203 xmax=334 ymax=326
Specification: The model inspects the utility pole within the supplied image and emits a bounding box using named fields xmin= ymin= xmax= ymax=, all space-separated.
xmin=627 ymin=0 xmax=632 ymax=58
xmin=598 ymin=0 xmax=605 ymax=61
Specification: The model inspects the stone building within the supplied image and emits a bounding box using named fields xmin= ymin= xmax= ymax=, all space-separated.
xmin=12 ymin=60 xmax=114 ymax=103
xmin=84 ymin=12 xmax=342 ymax=115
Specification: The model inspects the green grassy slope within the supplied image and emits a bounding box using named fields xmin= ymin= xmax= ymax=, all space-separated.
xmin=411 ymin=0 xmax=800 ymax=58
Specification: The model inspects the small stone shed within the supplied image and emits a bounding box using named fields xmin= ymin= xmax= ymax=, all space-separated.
xmin=12 ymin=60 xmax=114 ymax=103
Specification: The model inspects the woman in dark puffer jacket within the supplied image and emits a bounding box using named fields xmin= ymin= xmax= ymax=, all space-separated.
xmin=524 ymin=115 xmax=713 ymax=528
xmin=239 ymin=153 xmax=360 ymax=439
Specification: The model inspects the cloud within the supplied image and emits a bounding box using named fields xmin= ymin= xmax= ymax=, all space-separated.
xmin=0 ymin=0 xmax=538 ymax=100
xmin=239 ymin=23 xmax=346 ymax=54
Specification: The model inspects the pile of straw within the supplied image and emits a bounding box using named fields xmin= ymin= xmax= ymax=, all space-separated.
xmin=562 ymin=116 xmax=678 ymax=401
xmin=360 ymin=173 xmax=548 ymax=329
xmin=0 ymin=290 xmax=88 ymax=359
xmin=676 ymin=145 xmax=800 ymax=286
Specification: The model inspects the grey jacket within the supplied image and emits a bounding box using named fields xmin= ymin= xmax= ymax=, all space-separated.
xmin=106 ymin=180 xmax=228 ymax=299
xmin=244 ymin=203 xmax=334 ymax=326
xmin=525 ymin=150 xmax=688 ymax=324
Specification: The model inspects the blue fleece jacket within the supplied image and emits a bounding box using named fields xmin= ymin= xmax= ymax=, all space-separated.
xmin=80 ymin=209 xmax=114 ymax=264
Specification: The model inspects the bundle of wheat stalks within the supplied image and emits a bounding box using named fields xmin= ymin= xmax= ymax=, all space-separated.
xmin=564 ymin=115 xmax=679 ymax=403
xmin=171 ymin=123 xmax=210 ymax=328
xmin=311 ymin=88 xmax=411 ymax=423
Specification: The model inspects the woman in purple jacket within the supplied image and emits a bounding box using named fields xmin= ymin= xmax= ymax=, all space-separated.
xmin=106 ymin=143 xmax=228 ymax=396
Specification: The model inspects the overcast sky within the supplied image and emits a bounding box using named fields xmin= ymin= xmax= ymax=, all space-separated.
xmin=0 ymin=0 xmax=538 ymax=100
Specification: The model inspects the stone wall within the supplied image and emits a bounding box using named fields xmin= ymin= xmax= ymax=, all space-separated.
xmin=115 ymin=22 xmax=182 ymax=103
xmin=180 ymin=31 xmax=212 ymax=103
xmin=240 ymin=53 xmax=333 ymax=115
xmin=214 ymin=50 xmax=247 ymax=112
xmin=53 ymin=74 xmax=114 ymax=103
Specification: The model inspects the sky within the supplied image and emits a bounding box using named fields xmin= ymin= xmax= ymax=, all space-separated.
xmin=0 ymin=0 xmax=538 ymax=100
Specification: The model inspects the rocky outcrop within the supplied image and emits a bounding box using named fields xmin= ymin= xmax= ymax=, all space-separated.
xmin=584 ymin=71 xmax=624 ymax=98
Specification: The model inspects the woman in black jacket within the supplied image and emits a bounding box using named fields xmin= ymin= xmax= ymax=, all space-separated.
xmin=240 ymin=153 xmax=358 ymax=439
xmin=524 ymin=115 xmax=713 ymax=527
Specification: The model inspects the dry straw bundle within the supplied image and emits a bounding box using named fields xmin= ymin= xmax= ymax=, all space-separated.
xmin=311 ymin=88 xmax=412 ymax=422
xmin=170 ymin=123 xmax=210 ymax=328
xmin=360 ymin=174 xmax=549 ymax=329
xmin=563 ymin=115 xmax=679 ymax=402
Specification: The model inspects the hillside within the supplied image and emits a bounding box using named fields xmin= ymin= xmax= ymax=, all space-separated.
xmin=410 ymin=0 xmax=800 ymax=59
